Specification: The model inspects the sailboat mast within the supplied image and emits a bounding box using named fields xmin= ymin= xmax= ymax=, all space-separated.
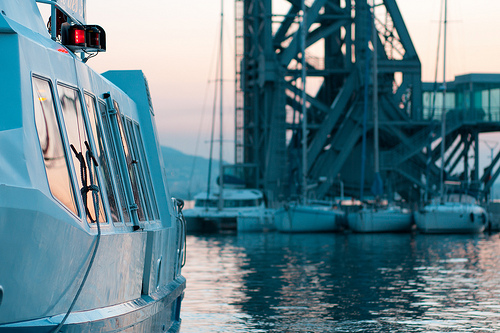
xmin=300 ymin=0 xmax=308 ymax=204
xmin=372 ymin=2 xmax=379 ymax=176
xmin=218 ymin=0 xmax=224 ymax=211
xmin=439 ymin=0 xmax=447 ymax=200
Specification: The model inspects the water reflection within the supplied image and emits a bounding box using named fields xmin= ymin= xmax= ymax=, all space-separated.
xmin=182 ymin=232 xmax=500 ymax=332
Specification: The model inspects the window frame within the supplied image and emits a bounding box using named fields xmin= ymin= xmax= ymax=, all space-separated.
xmin=31 ymin=74 xmax=81 ymax=218
xmin=99 ymin=98 xmax=133 ymax=225
xmin=83 ymin=91 xmax=121 ymax=225
xmin=56 ymin=82 xmax=108 ymax=225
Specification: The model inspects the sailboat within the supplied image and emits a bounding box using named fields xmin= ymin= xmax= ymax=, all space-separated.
xmin=414 ymin=0 xmax=487 ymax=233
xmin=183 ymin=0 xmax=268 ymax=233
xmin=348 ymin=2 xmax=412 ymax=233
xmin=274 ymin=1 xmax=344 ymax=233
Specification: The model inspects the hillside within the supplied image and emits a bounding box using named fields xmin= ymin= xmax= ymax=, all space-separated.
xmin=160 ymin=146 xmax=220 ymax=200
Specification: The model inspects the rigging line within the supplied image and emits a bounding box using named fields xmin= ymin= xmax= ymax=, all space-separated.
xmin=205 ymin=30 xmax=222 ymax=208
xmin=430 ymin=0 xmax=445 ymax=119
xmin=360 ymin=3 xmax=372 ymax=201
xmin=187 ymin=28 xmax=220 ymax=199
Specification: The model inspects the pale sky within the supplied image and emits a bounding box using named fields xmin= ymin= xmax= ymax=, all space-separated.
xmin=80 ymin=0 xmax=500 ymax=163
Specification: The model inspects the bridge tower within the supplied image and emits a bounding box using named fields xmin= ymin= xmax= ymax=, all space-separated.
xmin=235 ymin=0 xmax=500 ymax=205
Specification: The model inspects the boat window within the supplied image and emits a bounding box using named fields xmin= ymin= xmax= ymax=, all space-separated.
xmin=99 ymin=101 xmax=131 ymax=223
xmin=133 ymin=123 xmax=160 ymax=220
xmin=195 ymin=199 xmax=218 ymax=208
xmin=122 ymin=117 xmax=149 ymax=221
xmin=32 ymin=77 xmax=79 ymax=216
xmin=223 ymin=199 xmax=259 ymax=208
xmin=85 ymin=94 xmax=120 ymax=222
xmin=124 ymin=119 xmax=157 ymax=221
xmin=57 ymin=84 xmax=106 ymax=224
xmin=114 ymin=104 xmax=145 ymax=221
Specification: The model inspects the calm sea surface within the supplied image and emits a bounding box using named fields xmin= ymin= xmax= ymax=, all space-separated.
xmin=180 ymin=232 xmax=500 ymax=332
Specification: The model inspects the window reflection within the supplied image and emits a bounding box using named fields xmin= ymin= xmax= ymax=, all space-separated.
xmin=100 ymin=101 xmax=131 ymax=223
xmin=32 ymin=77 xmax=79 ymax=215
xmin=85 ymin=94 xmax=120 ymax=222
xmin=58 ymin=84 xmax=106 ymax=223
xmin=125 ymin=119 xmax=153 ymax=221
xmin=134 ymin=123 xmax=160 ymax=220
xmin=114 ymin=104 xmax=145 ymax=221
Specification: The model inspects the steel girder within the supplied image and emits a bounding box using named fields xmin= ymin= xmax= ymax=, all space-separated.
xmin=238 ymin=0 xmax=425 ymax=203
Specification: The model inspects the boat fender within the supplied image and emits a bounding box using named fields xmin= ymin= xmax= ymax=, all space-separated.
xmin=0 ymin=285 xmax=3 ymax=307
xmin=470 ymin=212 xmax=474 ymax=223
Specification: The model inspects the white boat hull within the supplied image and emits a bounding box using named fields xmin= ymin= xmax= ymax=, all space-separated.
xmin=415 ymin=202 xmax=487 ymax=233
xmin=487 ymin=201 xmax=500 ymax=231
xmin=237 ymin=209 xmax=276 ymax=232
xmin=274 ymin=204 xmax=342 ymax=233
xmin=184 ymin=189 xmax=267 ymax=233
xmin=349 ymin=207 xmax=412 ymax=233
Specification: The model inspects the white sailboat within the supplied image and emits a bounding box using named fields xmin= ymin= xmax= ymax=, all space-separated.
xmin=416 ymin=194 xmax=487 ymax=233
xmin=414 ymin=0 xmax=487 ymax=234
xmin=184 ymin=187 xmax=269 ymax=232
xmin=183 ymin=0 xmax=270 ymax=233
xmin=274 ymin=1 xmax=343 ymax=233
xmin=348 ymin=2 xmax=412 ymax=233
xmin=350 ymin=204 xmax=412 ymax=233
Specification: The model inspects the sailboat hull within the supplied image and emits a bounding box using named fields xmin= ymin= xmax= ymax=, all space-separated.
xmin=415 ymin=202 xmax=487 ymax=233
xmin=349 ymin=207 xmax=412 ymax=233
xmin=274 ymin=204 xmax=342 ymax=233
xmin=237 ymin=209 xmax=276 ymax=232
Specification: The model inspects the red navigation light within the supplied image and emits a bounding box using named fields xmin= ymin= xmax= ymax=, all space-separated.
xmin=61 ymin=23 xmax=106 ymax=53
xmin=61 ymin=22 xmax=86 ymax=51
xmin=85 ymin=25 xmax=106 ymax=52
xmin=73 ymin=27 xmax=85 ymax=45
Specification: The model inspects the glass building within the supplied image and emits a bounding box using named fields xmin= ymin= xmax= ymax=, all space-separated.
xmin=423 ymin=73 xmax=500 ymax=122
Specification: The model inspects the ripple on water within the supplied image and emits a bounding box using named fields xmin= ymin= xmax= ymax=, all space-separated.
xmin=181 ymin=233 xmax=500 ymax=332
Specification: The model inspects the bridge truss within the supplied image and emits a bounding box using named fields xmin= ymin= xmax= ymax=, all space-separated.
xmin=235 ymin=0 xmax=500 ymax=205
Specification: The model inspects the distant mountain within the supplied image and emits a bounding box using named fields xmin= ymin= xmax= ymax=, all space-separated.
xmin=160 ymin=146 xmax=219 ymax=200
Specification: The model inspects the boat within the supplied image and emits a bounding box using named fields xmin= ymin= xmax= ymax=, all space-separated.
xmin=237 ymin=208 xmax=276 ymax=232
xmin=415 ymin=194 xmax=487 ymax=233
xmin=183 ymin=1 xmax=273 ymax=233
xmin=0 ymin=1 xmax=186 ymax=331
xmin=486 ymin=200 xmax=500 ymax=231
xmin=273 ymin=3 xmax=343 ymax=233
xmin=347 ymin=4 xmax=412 ymax=233
xmin=274 ymin=202 xmax=343 ymax=233
xmin=183 ymin=188 xmax=267 ymax=232
xmin=349 ymin=204 xmax=412 ymax=233
xmin=415 ymin=0 xmax=486 ymax=234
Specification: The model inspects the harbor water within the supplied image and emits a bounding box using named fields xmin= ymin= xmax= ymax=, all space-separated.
xmin=181 ymin=231 xmax=500 ymax=332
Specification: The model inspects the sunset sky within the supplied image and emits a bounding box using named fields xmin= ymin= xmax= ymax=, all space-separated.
xmin=77 ymin=0 xmax=500 ymax=162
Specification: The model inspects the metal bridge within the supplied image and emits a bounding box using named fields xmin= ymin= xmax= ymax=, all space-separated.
xmin=233 ymin=0 xmax=500 ymax=206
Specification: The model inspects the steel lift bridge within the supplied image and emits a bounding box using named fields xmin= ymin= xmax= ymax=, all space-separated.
xmin=234 ymin=0 xmax=500 ymax=205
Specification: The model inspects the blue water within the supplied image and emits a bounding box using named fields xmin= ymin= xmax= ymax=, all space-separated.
xmin=181 ymin=232 xmax=500 ymax=332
